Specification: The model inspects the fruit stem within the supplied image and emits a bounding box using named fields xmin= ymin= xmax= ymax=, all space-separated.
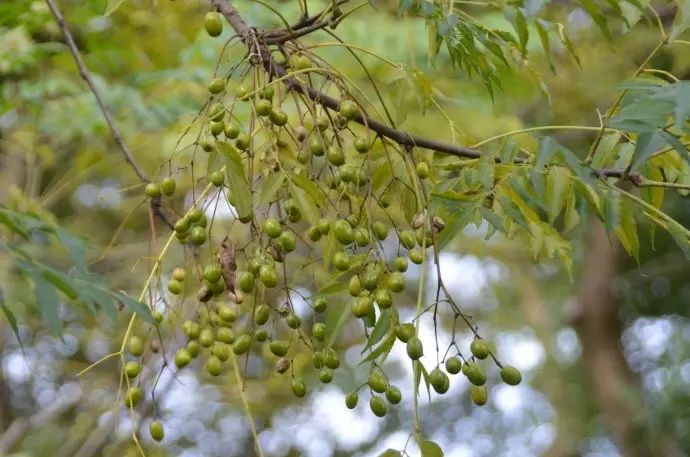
xmin=412 ymin=230 xmax=427 ymax=446
xmin=230 ymin=352 xmax=266 ymax=457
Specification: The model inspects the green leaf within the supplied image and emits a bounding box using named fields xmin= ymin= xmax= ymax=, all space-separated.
xmin=604 ymin=191 xmax=621 ymax=234
xmin=114 ymin=292 xmax=154 ymax=323
xmin=55 ymin=228 xmax=88 ymax=272
xmin=505 ymin=7 xmax=529 ymax=56
xmin=361 ymin=310 xmax=391 ymax=354
xmin=670 ymin=0 xmax=690 ymax=40
xmin=218 ymin=143 xmax=253 ymax=221
xmin=259 ymin=172 xmax=285 ymax=205
xmin=668 ymin=222 xmax=690 ymax=260
xmin=545 ymin=166 xmax=572 ymax=223
xmin=614 ymin=200 xmax=640 ymax=260
xmin=360 ymin=331 xmax=395 ymax=364
xmin=288 ymin=172 xmax=328 ymax=208
xmin=420 ymin=440 xmax=444 ymax=457
xmin=105 ymin=0 xmax=127 ymax=15
xmin=290 ymin=182 xmax=320 ymax=225
xmin=535 ymin=20 xmax=555 ymax=72
xmin=630 ymin=131 xmax=665 ymax=171
xmin=580 ymin=0 xmax=612 ymax=39
xmin=0 ymin=288 xmax=20 ymax=345
xmin=415 ymin=360 xmax=432 ymax=402
xmin=40 ymin=268 xmax=78 ymax=300
xmin=31 ymin=272 xmax=62 ymax=336
xmin=378 ymin=450 xmax=402 ymax=457
xmin=536 ymin=137 xmax=558 ymax=170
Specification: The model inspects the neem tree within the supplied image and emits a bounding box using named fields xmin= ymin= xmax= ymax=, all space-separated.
xmin=25 ymin=0 xmax=690 ymax=455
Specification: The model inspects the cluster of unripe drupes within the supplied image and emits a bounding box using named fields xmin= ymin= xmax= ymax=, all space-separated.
xmin=127 ymin=9 xmax=524 ymax=437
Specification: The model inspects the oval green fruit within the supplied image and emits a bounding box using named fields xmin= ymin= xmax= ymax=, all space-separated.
xmin=317 ymin=218 xmax=331 ymax=234
xmin=208 ymin=77 xmax=225 ymax=94
xmin=354 ymin=228 xmax=370 ymax=247
xmin=269 ymin=340 xmax=289 ymax=357
xmin=445 ymin=356 xmax=462 ymax=375
xmin=385 ymin=386 xmax=402 ymax=404
xmin=270 ymin=110 xmax=288 ymax=126
xmin=144 ymin=183 xmax=161 ymax=198
xmin=278 ymin=231 xmax=296 ymax=252
xmin=354 ymin=137 xmax=370 ymax=153
xmin=199 ymin=328 xmax=214 ymax=347
xmin=500 ymin=365 xmax=522 ymax=386
xmin=471 ymin=385 xmax=488 ymax=406
xmin=409 ymin=247 xmax=424 ymax=265
xmin=429 ymin=367 xmax=448 ymax=394
xmin=333 ymin=251 xmax=351 ymax=271
xmin=470 ymin=339 xmax=490 ymax=360
xmin=125 ymin=361 xmax=142 ymax=378
xmin=312 ymin=351 xmax=324 ymax=369
xmin=326 ymin=146 xmax=345 ymax=166
xmin=167 ymin=279 xmax=183 ymax=295
xmin=372 ymin=222 xmax=388 ymax=240
xmin=128 ymin=336 xmax=145 ymax=357
xmin=259 ymin=265 xmax=278 ymax=288
xmin=183 ymin=320 xmax=201 ymax=339
xmin=293 ymin=55 xmax=311 ymax=71
xmin=210 ymin=170 xmax=225 ymax=187
xmin=348 ymin=275 xmax=361 ymax=297
xmin=208 ymin=102 xmax=224 ymax=122
xmin=339 ymin=100 xmax=359 ymax=120
xmin=406 ymin=336 xmax=423 ymax=360
xmin=263 ymin=218 xmax=282 ymax=238
xmin=218 ymin=305 xmax=237 ymax=322
xmin=416 ymin=161 xmax=431 ymax=179
xmin=387 ymin=272 xmax=405 ymax=293
xmin=161 ymin=177 xmax=176 ymax=196
xmin=313 ymin=297 xmax=327 ymax=313
xmin=291 ymin=378 xmax=306 ymax=397
xmin=149 ymin=420 xmax=164 ymax=442
xmin=186 ymin=341 xmax=200 ymax=358
xmin=233 ymin=334 xmax=251 ymax=355
xmin=393 ymin=256 xmax=408 ymax=272
xmin=309 ymin=138 xmax=324 ymax=156
xmin=255 ymin=99 xmax=272 ymax=116
xmin=238 ymin=271 xmax=255 ymax=293
xmin=374 ymin=288 xmax=393 ymax=308
xmin=352 ymin=295 xmax=373 ymax=318
xmin=312 ymin=323 xmax=326 ymax=341
xmin=465 ymin=363 xmax=486 ymax=386
xmin=205 ymin=355 xmax=222 ymax=376
xmin=235 ymin=132 xmax=250 ymax=150
xmin=333 ymin=220 xmax=354 ymax=245
xmin=345 ymin=391 xmax=359 ymax=409
xmin=224 ymin=122 xmax=240 ymax=139
xmin=254 ymin=304 xmax=271 ymax=325
xmin=319 ymin=368 xmax=333 ymax=383
xmin=286 ymin=313 xmax=301 ymax=329
xmin=175 ymin=348 xmax=191 ymax=368
xmin=124 ymin=387 xmax=142 ymax=408
xmin=190 ymin=226 xmax=207 ymax=245
xmin=395 ymin=323 xmax=415 ymax=343
xmin=216 ymin=327 xmax=235 ymax=344
xmin=322 ymin=347 xmax=340 ymax=369
xmin=171 ymin=267 xmax=186 ymax=281
xmin=368 ymin=370 xmax=388 ymax=393
xmin=369 ymin=395 xmax=388 ymax=417
xmin=203 ymin=265 xmax=222 ymax=283
xmin=400 ymin=230 xmax=417 ymax=249
xmin=204 ymin=12 xmax=223 ymax=37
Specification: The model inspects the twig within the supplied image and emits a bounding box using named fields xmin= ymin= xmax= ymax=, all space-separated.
xmin=44 ymin=0 xmax=175 ymax=229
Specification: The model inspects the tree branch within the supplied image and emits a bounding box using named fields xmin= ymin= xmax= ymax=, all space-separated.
xmin=44 ymin=0 xmax=174 ymax=229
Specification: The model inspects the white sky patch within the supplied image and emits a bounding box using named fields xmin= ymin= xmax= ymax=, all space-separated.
xmin=554 ymin=327 xmax=582 ymax=365
xmin=497 ymin=330 xmax=545 ymax=371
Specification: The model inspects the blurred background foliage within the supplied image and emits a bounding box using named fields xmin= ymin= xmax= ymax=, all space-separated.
xmin=1 ymin=0 xmax=690 ymax=456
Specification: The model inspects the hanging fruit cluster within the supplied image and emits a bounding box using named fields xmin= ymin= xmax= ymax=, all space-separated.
xmin=124 ymin=10 xmax=523 ymax=442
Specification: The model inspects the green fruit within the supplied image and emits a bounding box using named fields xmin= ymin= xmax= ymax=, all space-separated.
xmin=263 ymin=218 xmax=283 ymax=238
xmin=235 ymin=132 xmax=250 ymax=150
xmin=430 ymin=367 xmax=449 ymax=394
xmin=210 ymin=170 xmax=225 ymax=187
xmin=291 ymin=378 xmax=306 ymax=397
xmin=500 ymin=365 xmax=522 ymax=386
xmin=161 ymin=177 xmax=176 ymax=196
xmin=312 ymin=351 xmax=324 ymax=369
xmin=124 ymin=387 xmax=143 ymax=408
xmin=406 ymin=336 xmax=423 ymax=360
xmin=369 ymin=395 xmax=388 ymax=417
xmin=203 ymin=265 xmax=222 ymax=283
xmin=345 ymin=391 xmax=359 ymax=409
xmin=307 ymin=226 xmax=322 ymax=242
xmin=348 ymin=275 xmax=362 ymax=296
xmin=445 ymin=356 xmax=462 ymax=375
xmin=361 ymin=271 xmax=380 ymax=291
xmin=183 ymin=320 xmax=201 ymax=339
xmin=259 ymin=85 xmax=275 ymax=99
xmin=205 ymin=355 xmax=222 ymax=376
xmin=175 ymin=349 xmax=191 ymax=368
xmin=333 ymin=251 xmax=351 ymax=271
xmin=254 ymin=304 xmax=271 ymax=325
xmin=395 ymin=323 xmax=415 ymax=342
xmin=167 ymin=279 xmax=183 ymax=295
xmin=371 ymin=222 xmax=387 ymax=240
xmin=278 ymin=231 xmax=296 ymax=252
xmin=152 ymin=310 xmax=164 ymax=323
xmin=313 ymin=297 xmax=327 ymax=313
xmin=128 ymin=336 xmax=145 ymax=357
xmin=270 ymin=110 xmax=288 ymax=126
xmin=233 ymin=334 xmax=251 ymax=354
xmin=316 ymin=114 xmax=330 ymax=131
xmin=470 ymin=340 xmax=491 ymax=360
xmin=317 ymin=218 xmax=331 ymax=234
xmin=387 ymin=272 xmax=405 ymax=293
xmin=199 ymin=328 xmax=215 ymax=347
xmin=218 ymin=305 xmax=237 ymax=322
xmin=465 ymin=363 xmax=486 ymax=386
xmin=171 ymin=267 xmax=186 ymax=281
xmin=471 ymin=385 xmax=488 ymax=406
xmin=145 ymin=183 xmax=161 ymax=198
xmin=208 ymin=77 xmax=225 ymax=94
xmin=224 ymin=122 xmax=240 ymax=139
xmin=327 ymin=146 xmax=345 ymax=166
xmin=190 ymin=226 xmax=207 ymax=245
xmin=354 ymin=228 xmax=370 ymax=247
xmin=174 ymin=217 xmax=190 ymax=233
xmin=269 ymin=340 xmax=289 ymax=357
xmin=237 ymin=271 xmax=255 ymax=293
xmin=309 ymin=138 xmax=324 ymax=156
xmin=211 ymin=344 xmax=230 ymax=362
xmin=312 ymin=323 xmax=326 ymax=341
xmin=339 ymin=100 xmax=359 ymax=120
xmin=216 ymin=327 xmax=235 ymax=344
xmin=416 ymin=161 xmax=431 ymax=179
xmin=374 ymin=288 xmax=393 ymax=308
xmin=322 ymin=347 xmax=340 ymax=369
xmin=255 ymin=99 xmax=272 ymax=116
xmin=255 ymin=329 xmax=268 ymax=342
xmin=259 ymin=265 xmax=278 ymax=288
xmin=385 ymin=386 xmax=402 ymax=404
xmin=368 ymin=370 xmax=388 ymax=393
xmin=204 ymin=12 xmax=223 ymax=37
xmin=186 ymin=341 xmax=200 ymax=358
xmin=400 ymin=230 xmax=416 ymax=249
xmin=415 ymin=228 xmax=433 ymax=247
xmin=437 ymin=371 xmax=450 ymax=394
xmin=354 ymin=137 xmax=370 ymax=153
xmin=149 ymin=420 xmax=165 ymax=442
xmin=333 ymin=220 xmax=354 ymax=245
xmin=352 ymin=295 xmax=373 ymax=318
xmin=188 ymin=208 xmax=203 ymax=222
xmin=293 ymin=55 xmax=311 ymax=70
xmin=208 ymin=102 xmax=224 ymax=122
xmin=409 ymin=247 xmax=424 ymax=265
xmin=125 ymin=361 xmax=142 ymax=378
xmin=286 ymin=313 xmax=301 ymax=329
xmin=210 ymin=120 xmax=224 ymax=136
xmin=319 ymin=368 xmax=333 ymax=383
xmin=200 ymin=137 xmax=214 ymax=152
xmin=393 ymin=257 xmax=408 ymax=273
xmin=235 ymin=84 xmax=250 ymax=101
